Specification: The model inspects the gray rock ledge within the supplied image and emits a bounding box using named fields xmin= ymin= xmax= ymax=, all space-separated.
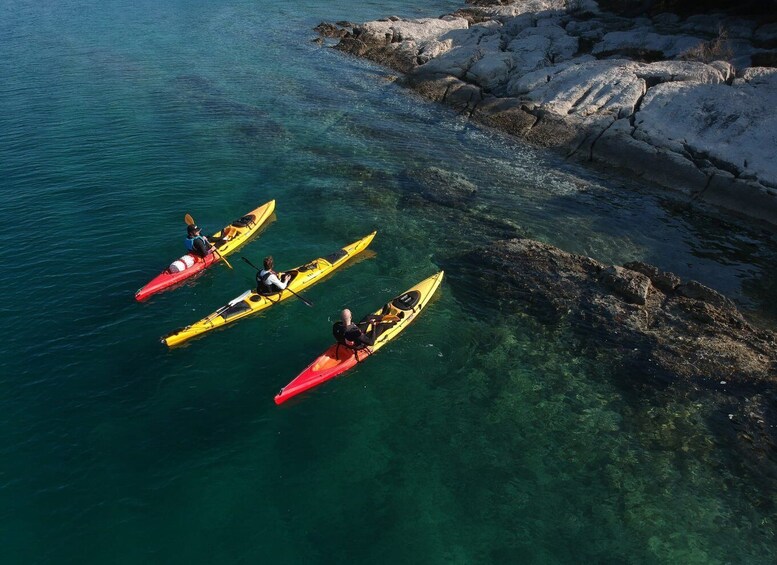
xmin=319 ymin=0 xmax=777 ymax=227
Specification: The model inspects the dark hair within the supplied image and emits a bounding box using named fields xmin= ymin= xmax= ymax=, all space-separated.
xmin=187 ymin=224 xmax=200 ymax=236
xmin=263 ymin=256 xmax=274 ymax=270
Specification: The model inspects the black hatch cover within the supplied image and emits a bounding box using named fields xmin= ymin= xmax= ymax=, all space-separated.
xmin=392 ymin=290 xmax=421 ymax=311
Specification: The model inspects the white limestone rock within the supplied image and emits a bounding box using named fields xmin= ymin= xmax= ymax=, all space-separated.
xmin=414 ymin=26 xmax=502 ymax=79
xmin=505 ymin=56 xmax=595 ymax=95
xmin=593 ymin=29 xmax=705 ymax=59
xmin=502 ymin=14 xmax=540 ymax=38
xmin=468 ymin=0 xmax=571 ymax=20
xmin=594 ymin=118 xmax=708 ymax=193
xmin=417 ymin=39 xmax=455 ymax=64
xmin=466 ymin=52 xmax=515 ymax=91
xmin=518 ymin=59 xmax=646 ymax=119
xmin=360 ymin=17 xmax=468 ymax=45
xmin=738 ymin=66 xmax=777 ymax=84
xmin=708 ymin=60 xmax=734 ymax=82
xmin=330 ymin=1 xmax=777 ymax=225
xmin=565 ymin=19 xmax=608 ymax=41
xmin=637 ymin=60 xmax=728 ymax=84
xmin=507 ymin=24 xmax=579 ymax=72
xmin=634 ymin=76 xmax=777 ymax=188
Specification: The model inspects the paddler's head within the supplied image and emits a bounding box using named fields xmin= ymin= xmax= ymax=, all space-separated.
xmin=263 ymin=256 xmax=274 ymax=270
xmin=187 ymin=224 xmax=201 ymax=237
xmin=341 ymin=309 xmax=352 ymax=326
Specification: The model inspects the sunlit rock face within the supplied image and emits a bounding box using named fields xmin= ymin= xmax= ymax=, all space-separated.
xmin=319 ymin=1 xmax=777 ymax=226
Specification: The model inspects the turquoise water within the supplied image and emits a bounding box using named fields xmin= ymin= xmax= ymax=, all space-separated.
xmin=2 ymin=0 xmax=777 ymax=562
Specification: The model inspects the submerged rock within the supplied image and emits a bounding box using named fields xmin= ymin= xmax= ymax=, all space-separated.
xmin=399 ymin=166 xmax=478 ymax=207
xmin=445 ymin=237 xmax=777 ymax=453
xmin=452 ymin=238 xmax=777 ymax=383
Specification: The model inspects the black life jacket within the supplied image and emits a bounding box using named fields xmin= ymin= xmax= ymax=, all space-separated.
xmin=332 ymin=322 xmax=363 ymax=349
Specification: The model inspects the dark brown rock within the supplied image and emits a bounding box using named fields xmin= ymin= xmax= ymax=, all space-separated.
xmin=451 ymin=238 xmax=777 ymax=384
xmin=314 ymin=22 xmax=351 ymax=39
xmin=678 ymin=280 xmax=738 ymax=311
xmin=600 ymin=265 xmax=652 ymax=305
xmin=443 ymin=240 xmax=777 ymax=459
xmin=472 ymin=97 xmax=538 ymax=136
xmin=623 ymin=261 xmax=682 ymax=292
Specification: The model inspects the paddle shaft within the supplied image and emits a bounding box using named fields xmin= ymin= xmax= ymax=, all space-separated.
xmin=241 ymin=257 xmax=313 ymax=308
xmin=211 ymin=247 xmax=233 ymax=270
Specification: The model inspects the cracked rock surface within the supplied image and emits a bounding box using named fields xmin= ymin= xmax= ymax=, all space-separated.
xmin=320 ymin=0 xmax=777 ymax=226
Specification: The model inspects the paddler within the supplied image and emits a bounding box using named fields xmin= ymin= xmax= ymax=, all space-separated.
xmin=332 ymin=308 xmax=387 ymax=349
xmin=185 ymin=224 xmax=213 ymax=258
xmin=257 ymin=256 xmax=291 ymax=294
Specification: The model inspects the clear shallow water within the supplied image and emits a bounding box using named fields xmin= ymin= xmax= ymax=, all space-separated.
xmin=2 ymin=0 xmax=777 ymax=563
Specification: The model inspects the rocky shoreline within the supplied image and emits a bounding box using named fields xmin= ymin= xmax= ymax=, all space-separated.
xmin=316 ymin=0 xmax=777 ymax=227
xmin=444 ymin=237 xmax=777 ymax=457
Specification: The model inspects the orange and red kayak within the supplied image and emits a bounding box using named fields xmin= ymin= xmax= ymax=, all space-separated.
xmin=275 ymin=271 xmax=443 ymax=405
xmin=135 ymin=200 xmax=275 ymax=301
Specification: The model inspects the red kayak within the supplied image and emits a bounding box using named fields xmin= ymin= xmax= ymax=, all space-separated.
xmin=135 ymin=200 xmax=275 ymax=301
xmin=275 ymin=272 xmax=444 ymax=405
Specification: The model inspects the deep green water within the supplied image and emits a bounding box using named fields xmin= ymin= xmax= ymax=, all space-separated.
xmin=2 ymin=0 xmax=777 ymax=563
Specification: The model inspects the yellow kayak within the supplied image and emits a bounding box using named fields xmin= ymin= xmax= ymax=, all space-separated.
xmin=162 ymin=231 xmax=376 ymax=347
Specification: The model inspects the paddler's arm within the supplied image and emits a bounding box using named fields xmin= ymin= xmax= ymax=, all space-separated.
xmin=266 ymin=272 xmax=289 ymax=290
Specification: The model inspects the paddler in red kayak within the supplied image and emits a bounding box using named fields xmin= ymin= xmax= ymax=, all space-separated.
xmin=332 ymin=308 xmax=391 ymax=349
xmin=185 ymin=224 xmax=214 ymax=259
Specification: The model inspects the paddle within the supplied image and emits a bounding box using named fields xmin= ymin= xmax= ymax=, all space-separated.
xmin=360 ymin=314 xmax=399 ymax=336
xmin=241 ymin=256 xmax=314 ymax=308
xmin=184 ymin=213 xmax=233 ymax=270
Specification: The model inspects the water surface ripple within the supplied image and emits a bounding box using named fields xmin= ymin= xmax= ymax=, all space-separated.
xmin=2 ymin=1 xmax=777 ymax=563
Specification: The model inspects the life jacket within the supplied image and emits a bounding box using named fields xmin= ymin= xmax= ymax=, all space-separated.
xmin=258 ymin=268 xmax=275 ymax=287
xmin=332 ymin=322 xmax=363 ymax=349
xmin=184 ymin=235 xmax=206 ymax=252
xmin=258 ymin=268 xmax=287 ymax=294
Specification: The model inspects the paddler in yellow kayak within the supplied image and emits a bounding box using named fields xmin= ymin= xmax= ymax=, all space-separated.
xmin=256 ymin=256 xmax=291 ymax=293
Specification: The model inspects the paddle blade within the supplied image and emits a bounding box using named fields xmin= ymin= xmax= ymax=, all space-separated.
xmin=184 ymin=213 xmax=195 ymax=226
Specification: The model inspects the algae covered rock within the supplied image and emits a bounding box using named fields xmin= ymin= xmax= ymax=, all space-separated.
xmin=450 ymin=237 xmax=777 ymax=383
